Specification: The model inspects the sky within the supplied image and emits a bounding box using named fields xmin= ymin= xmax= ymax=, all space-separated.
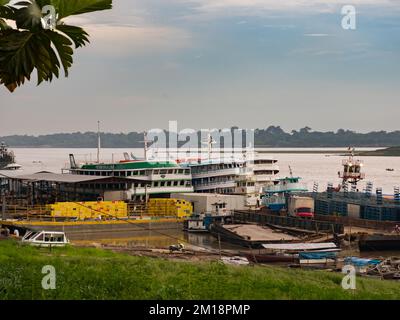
xmin=1 ymin=0 xmax=400 ymax=135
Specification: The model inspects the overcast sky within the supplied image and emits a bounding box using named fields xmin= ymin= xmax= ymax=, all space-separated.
xmin=1 ymin=0 xmax=399 ymax=135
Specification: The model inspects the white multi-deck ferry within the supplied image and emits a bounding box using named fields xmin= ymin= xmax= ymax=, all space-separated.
xmin=180 ymin=154 xmax=279 ymax=196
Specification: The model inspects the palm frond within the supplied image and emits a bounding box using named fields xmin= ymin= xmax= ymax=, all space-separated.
xmin=36 ymin=0 xmax=112 ymax=19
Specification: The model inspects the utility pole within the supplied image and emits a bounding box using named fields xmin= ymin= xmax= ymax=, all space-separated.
xmin=1 ymin=189 xmax=6 ymax=220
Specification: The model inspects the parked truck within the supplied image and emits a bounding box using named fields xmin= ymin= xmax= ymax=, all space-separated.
xmin=287 ymin=196 xmax=314 ymax=218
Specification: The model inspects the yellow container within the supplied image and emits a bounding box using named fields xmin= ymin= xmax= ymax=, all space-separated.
xmin=49 ymin=201 xmax=128 ymax=220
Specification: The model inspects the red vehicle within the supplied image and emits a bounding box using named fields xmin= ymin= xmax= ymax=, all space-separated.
xmin=294 ymin=207 xmax=314 ymax=218
xmin=288 ymin=196 xmax=315 ymax=219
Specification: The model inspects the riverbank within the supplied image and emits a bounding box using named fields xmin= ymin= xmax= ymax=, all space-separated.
xmin=0 ymin=240 xmax=399 ymax=300
xmin=357 ymin=147 xmax=400 ymax=157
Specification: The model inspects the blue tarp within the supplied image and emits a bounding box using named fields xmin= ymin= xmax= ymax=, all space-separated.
xmin=344 ymin=257 xmax=381 ymax=267
xmin=299 ymin=252 xmax=337 ymax=260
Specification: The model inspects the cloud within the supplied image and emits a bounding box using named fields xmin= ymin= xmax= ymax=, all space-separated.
xmin=61 ymin=19 xmax=192 ymax=56
xmin=304 ymin=33 xmax=330 ymax=37
xmin=188 ymin=0 xmax=398 ymax=13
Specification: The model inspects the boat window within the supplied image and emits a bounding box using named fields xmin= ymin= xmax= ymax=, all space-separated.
xmin=167 ymin=169 xmax=173 ymax=174
xmin=178 ymin=169 xmax=184 ymax=174
xmin=160 ymin=169 xmax=167 ymax=175
xmin=153 ymin=181 xmax=159 ymax=187
xmin=185 ymin=169 xmax=190 ymax=175
xmin=180 ymin=181 xmax=185 ymax=186
xmin=153 ymin=170 xmax=159 ymax=174
xmin=173 ymin=181 xmax=178 ymax=186
xmin=160 ymin=181 xmax=165 ymax=187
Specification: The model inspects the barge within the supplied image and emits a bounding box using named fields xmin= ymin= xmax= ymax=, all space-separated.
xmin=358 ymin=233 xmax=400 ymax=251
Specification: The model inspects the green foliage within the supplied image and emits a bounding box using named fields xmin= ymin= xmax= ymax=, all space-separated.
xmin=1 ymin=128 xmax=400 ymax=148
xmin=0 ymin=240 xmax=399 ymax=300
xmin=0 ymin=0 xmax=112 ymax=92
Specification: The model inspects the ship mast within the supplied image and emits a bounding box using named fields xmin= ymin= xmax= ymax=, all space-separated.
xmin=201 ymin=133 xmax=216 ymax=161
xmin=143 ymin=131 xmax=148 ymax=161
xmin=97 ymin=121 xmax=101 ymax=163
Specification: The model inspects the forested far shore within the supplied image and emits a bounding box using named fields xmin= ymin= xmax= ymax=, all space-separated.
xmin=1 ymin=126 xmax=400 ymax=148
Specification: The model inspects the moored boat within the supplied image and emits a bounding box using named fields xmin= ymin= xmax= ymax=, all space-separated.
xmin=358 ymin=233 xmax=400 ymax=251
xmin=22 ymin=230 xmax=69 ymax=247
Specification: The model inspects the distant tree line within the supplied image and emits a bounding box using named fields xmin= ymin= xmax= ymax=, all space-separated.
xmin=1 ymin=126 xmax=399 ymax=148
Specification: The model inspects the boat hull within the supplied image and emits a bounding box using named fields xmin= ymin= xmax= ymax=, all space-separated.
xmin=359 ymin=234 xmax=400 ymax=251
xmin=244 ymin=253 xmax=297 ymax=263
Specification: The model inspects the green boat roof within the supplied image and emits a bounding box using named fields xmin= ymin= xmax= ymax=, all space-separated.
xmin=81 ymin=161 xmax=180 ymax=170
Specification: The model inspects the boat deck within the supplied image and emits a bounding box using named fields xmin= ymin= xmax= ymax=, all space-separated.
xmin=222 ymin=224 xmax=298 ymax=242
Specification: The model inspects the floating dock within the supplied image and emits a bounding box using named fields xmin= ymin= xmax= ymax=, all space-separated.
xmin=210 ymin=223 xmax=299 ymax=248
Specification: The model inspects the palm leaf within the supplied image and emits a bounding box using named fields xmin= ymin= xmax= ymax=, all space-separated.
xmin=0 ymin=0 xmax=113 ymax=92
xmin=0 ymin=29 xmax=72 ymax=91
xmin=56 ymin=24 xmax=89 ymax=48
xmin=0 ymin=18 xmax=11 ymax=30
xmin=36 ymin=0 xmax=112 ymax=19
xmin=0 ymin=4 xmax=16 ymax=20
xmin=44 ymin=30 xmax=73 ymax=76
xmin=14 ymin=1 xmax=42 ymax=30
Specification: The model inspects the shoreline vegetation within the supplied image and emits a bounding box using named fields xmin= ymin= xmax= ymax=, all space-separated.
xmin=356 ymin=147 xmax=400 ymax=157
xmin=1 ymin=126 xmax=400 ymax=149
xmin=1 ymin=240 xmax=399 ymax=300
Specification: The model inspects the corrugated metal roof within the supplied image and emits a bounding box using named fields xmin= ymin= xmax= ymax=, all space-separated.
xmin=10 ymin=172 xmax=130 ymax=184
xmin=262 ymin=242 xmax=337 ymax=251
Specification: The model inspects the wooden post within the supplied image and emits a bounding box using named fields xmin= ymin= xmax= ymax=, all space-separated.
xmin=1 ymin=192 xmax=6 ymax=220
xmin=218 ymin=233 xmax=222 ymax=259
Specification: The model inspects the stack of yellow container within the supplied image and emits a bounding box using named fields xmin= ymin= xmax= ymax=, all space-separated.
xmin=147 ymin=198 xmax=192 ymax=218
xmin=49 ymin=201 xmax=128 ymax=220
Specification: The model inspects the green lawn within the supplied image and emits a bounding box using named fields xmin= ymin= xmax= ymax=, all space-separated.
xmin=0 ymin=240 xmax=399 ymax=300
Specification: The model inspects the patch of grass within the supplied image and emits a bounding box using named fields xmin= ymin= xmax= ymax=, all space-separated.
xmin=0 ymin=239 xmax=399 ymax=300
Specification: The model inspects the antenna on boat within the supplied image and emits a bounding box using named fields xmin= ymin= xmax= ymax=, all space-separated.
xmin=97 ymin=121 xmax=101 ymax=163
xmin=288 ymin=165 xmax=293 ymax=178
xmin=202 ymin=132 xmax=216 ymax=161
xmin=143 ymin=131 xmax=148 ymax=160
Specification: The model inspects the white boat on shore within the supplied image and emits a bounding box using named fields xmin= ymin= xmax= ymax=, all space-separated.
xmin=22 ymin=230 xmax=69 ymax=247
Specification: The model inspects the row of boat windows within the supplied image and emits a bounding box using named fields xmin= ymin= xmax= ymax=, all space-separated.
xmin=133 ymin=181 xmax=192 ymax=188
xmin=77 ymin=181 xmax=192 ymax=190
xmin=191 ymin=163 xmax=243 ymax=173
xmin=253 ymin=160 xmax=277 ymax=164
xmin=253 ymin=170 xmax=279 ymax=175
xmin=193 ymin=175 xmax=237 ymax=184
xmin=78 ymin=169 xmax=190 ymax=176
xmin=193 ymin=179 xmax=255 ymax=187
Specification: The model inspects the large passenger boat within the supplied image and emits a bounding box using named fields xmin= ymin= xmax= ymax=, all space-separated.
xmin=181 ymin=153 xmax=279 ymax=196
xmin=65 ymin=154 xmax=193 ymax=201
